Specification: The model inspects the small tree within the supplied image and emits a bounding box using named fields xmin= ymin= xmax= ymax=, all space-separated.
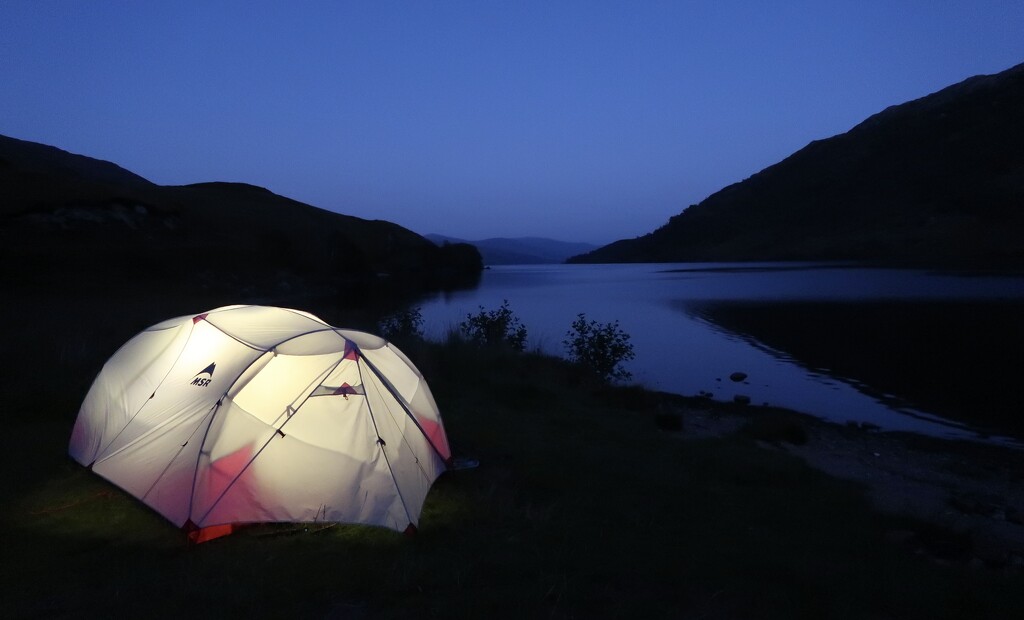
xmin=563 ymin=313 xmax=635 ymax=382
xmin=459 ymin=300 xmax=528 ymax=351
xmin=378 ymin=307 xmax=425 ymax=344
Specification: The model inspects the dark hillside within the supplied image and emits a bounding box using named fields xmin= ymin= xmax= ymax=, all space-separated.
xmin=0 ymin=134 xmax=153 ymax=202
xmin=572 ymin=62 xmax=1024 ymax=266
xmin=0 ymin=135 xmax=481 ymax=298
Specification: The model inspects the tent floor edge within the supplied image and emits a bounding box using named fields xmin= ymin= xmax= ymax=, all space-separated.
xmin=184 ymin=520 xmax=237 ymax=544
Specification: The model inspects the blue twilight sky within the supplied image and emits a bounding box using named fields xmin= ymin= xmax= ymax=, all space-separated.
xmin=2 ymin=2 xmax=1023 ymax=244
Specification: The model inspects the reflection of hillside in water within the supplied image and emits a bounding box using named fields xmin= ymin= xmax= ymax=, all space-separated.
xmin=687 ymin=300 xmax=1024 ymax=440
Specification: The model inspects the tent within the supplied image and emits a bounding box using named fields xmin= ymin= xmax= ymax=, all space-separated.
xmin=69 ymin=305 xmax=451 ymax=542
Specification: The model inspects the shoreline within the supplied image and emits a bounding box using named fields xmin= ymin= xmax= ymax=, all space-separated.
xmin=664 ymin=395 xmax=1024 ymax=569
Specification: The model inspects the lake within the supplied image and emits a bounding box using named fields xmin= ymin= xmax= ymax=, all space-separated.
xmin=413 ymin=263 xmax=1024 ymax=445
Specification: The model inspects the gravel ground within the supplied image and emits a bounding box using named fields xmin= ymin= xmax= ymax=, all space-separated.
xmin=674 ymin=402 xmax=1024 ymax=569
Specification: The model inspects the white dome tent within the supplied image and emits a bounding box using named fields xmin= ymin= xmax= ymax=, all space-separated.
xmin=69 ymin=305 xmax=451 ymax=543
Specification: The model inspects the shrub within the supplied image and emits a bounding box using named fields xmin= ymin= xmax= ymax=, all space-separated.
xmin=459 ymin=300 xmax=528 ymax=351
xmin=563 ymin=313 xmax=635 ymax=382
xmin=378 ymin=307 xmax=425 ymax=344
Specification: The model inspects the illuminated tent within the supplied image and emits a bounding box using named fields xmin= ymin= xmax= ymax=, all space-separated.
xmin=69 ymin=305 xmax=451 ymax=542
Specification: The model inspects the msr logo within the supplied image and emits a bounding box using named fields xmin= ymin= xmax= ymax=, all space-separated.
xmin=191 ymin=362 xmax=216 ymax=387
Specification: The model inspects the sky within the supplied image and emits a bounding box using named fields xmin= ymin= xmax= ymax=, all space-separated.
xmin=2 ymin=2 xmax=1023 ymax=245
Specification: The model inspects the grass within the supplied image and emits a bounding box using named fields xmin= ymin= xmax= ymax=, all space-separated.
xmin=4 ymin=293 xmax=1024 ymax=618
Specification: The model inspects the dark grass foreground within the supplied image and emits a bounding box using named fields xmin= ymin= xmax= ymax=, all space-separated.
xmin=4 ymin=299 xmax=1024 ymax=618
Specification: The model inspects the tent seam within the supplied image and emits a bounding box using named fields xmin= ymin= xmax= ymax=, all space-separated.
xmin=359 ymin=350 xmax=449 ymax=464
xmin=93 ymin=322 xmax=195 ymax=461
xmin=191 ymin=352 xmax=349 ymax=526
xmin=358 ymin=356 xmax=417 ymax=529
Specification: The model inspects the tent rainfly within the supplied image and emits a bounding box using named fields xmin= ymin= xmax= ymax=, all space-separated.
xmin=69 ymin=305 xmax=451 ymax=542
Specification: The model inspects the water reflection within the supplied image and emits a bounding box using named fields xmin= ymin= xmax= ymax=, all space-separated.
xmin=686 ymin=300 xmax=1024 ymax=441
xmin=415 ymin=263 xmax=1024 ymax=445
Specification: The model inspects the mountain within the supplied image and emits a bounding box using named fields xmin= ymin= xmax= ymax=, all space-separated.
xmin=0 ymin=134 xmax=482 ymax=297
xmin=571 ymin=62 xmax=1024 ymax=267
xmin=426 ymin=234 xmax=598 ymax=264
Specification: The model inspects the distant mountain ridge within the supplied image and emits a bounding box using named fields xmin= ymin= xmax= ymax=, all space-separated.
xmin=426 ymin=234 xmax=598 ymax=264
xmin=1 ymin=134 xmax=482 ymax=296
xmin=571 ymin=62 xmax=1024 ymax=267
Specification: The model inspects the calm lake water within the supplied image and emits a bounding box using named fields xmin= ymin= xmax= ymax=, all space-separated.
xmin=414 ymin=263 xmax=1024 ymax=445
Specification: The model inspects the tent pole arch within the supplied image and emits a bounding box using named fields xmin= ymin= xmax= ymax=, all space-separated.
xmin=187 ymin=338 xmax=353 ymax=527
xmin=92 ymin=322 xmax=203 ymax=464
xmin=356 ymin=353 xmax=417 ymax=529
xmin=357 ymin=349 xmax=451 ymax=466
